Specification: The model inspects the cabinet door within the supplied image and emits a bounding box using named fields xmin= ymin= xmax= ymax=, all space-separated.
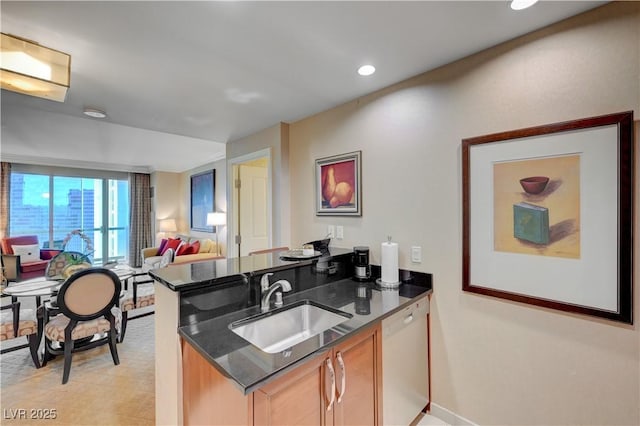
xmin=254 ymin=350 xmax=334 ymax=426
xmin=182 ymin=341 xmax=252 ymax=426
xmin=333 ymin=325 xmax=381 ymax=426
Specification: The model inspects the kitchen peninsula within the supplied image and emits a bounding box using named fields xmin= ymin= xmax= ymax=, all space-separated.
xmin=150 ymin=248 xmax=432 ymax=425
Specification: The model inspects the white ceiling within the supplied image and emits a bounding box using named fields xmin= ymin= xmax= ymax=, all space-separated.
xmin=0 ymin=1 xmax=605 ymax=172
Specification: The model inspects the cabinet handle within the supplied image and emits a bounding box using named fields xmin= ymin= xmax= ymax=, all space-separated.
xmin=325 ymin=358 xmax=336 ymax=411
xmin=336 ymin=351 xmax=346 ymax=403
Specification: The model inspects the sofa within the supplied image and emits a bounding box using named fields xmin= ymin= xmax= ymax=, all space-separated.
xmin=141 ymin=235 xmax=222 ymax=271
xmin=0 ymin=235 xmax=61 ymax=281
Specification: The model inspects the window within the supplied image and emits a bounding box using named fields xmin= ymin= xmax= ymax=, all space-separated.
xmin=9 ymin=166 xmax=130 ymax=264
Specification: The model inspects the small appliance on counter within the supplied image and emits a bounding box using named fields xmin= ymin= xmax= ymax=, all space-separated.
xmin=353 ymin=246 xmax=371 ymax=281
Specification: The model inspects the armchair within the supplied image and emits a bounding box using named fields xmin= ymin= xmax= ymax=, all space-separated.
xmin=0 ymin=235 xmax=61 ymax=282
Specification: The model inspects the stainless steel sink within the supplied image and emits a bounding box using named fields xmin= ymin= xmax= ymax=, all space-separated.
xmin=229 ymin=300 xmax=352 ymax=353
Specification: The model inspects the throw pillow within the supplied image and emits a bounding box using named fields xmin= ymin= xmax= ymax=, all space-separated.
xmin=177 ymin=240 xmax=201 ymax=256
xmin=199 ymin=239 xmax=213 ymax=254
xmin=184 ymin=241 xmax=200 ymax=255
xmin=176 ymin=241 xmax=189 ymax=256
xmin=156 ymin=238 xmax=168 ymax=256
xmin=11 ymin=244 xmax=40 ymax=263
xmin=160 ymin=238 xmax=181 ymax=255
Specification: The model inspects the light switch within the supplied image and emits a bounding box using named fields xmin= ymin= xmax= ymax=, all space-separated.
xmin=327 ymin=225 xmax=335 ymax=238
xmin=336 ymin=226 xmax=344 ymax=239
xmin=411 ymin=246 xmax=422 ymax=263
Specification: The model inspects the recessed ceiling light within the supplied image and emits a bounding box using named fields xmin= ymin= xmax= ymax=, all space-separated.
xmin=83 ymin=108 xmax=107 ymax=119
xmin=357 ymin=65 xmax=376 ymax=76
xmin=510 ymin=0 xmax=539 ymax=10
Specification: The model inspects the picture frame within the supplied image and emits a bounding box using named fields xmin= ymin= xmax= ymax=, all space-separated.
xmin=190 ymin=170 xmax=215 ymax=232
xmin=316 ymin=151 xmax=362 ymax=216
xmin=462 ymin=111 xmax=634 ymax=324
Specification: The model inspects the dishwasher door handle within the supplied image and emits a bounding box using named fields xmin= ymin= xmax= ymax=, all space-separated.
xmin=403 ymin=313 xmax=414 ymax=324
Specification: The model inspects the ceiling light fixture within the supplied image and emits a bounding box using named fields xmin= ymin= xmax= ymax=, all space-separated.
xmin=83 ymin=108 xmax=107 ymax=119
xmin=0 ymin=33 xmax=71 ymax=102
xmin=357 ymin=65 xmax=376 ymax=76
xmin=510 ymin=0 xmax=539 ymax=10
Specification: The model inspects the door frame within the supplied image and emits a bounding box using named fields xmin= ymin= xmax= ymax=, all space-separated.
xmin=227 ymin=148 xmax=272 ymax=258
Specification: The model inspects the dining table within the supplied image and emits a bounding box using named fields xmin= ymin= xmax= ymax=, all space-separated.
xmin=2 ymin=278 xmax=63 ymax=307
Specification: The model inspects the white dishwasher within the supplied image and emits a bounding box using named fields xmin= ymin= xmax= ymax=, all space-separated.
xmin=382 ymin=295 xmax=429 ymax=426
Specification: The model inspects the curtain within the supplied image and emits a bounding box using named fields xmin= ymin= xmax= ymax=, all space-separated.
xmin=0 ymin=162 xmax=11 ymax=240
xmin=128 ymin=173 xmax=152 ymax=267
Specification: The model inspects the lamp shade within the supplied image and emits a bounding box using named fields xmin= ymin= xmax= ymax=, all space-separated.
xmin=206 ymin=212 xmax=226 ymax=226
xmin=1 ymin=33 xmax=71 ymax=102
xmin=158 ymin=219 xmax=177 ymax=233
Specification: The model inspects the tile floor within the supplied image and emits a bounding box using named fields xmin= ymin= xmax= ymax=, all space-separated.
xmin=0 ymin=309 xmax=155 ymax=425
xmin=413 ymin=413 xmax=451 ymax=426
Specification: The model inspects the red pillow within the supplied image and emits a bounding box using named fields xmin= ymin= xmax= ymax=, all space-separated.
xmin=176 ymin=241 xmax=189 ymax=256
xmin=160 ymin=238 xmax=181 ymax=255
xmin=177 ymin=240 xmax=200 ymax=256
xmin=189 ymin=240 xmax=200 ymax=254
xmin=156 ymin=239 xmax=168 ymax=256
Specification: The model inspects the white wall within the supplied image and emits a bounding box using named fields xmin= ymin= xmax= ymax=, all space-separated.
xmin=289 ymin=3 xmax=639 ymax=425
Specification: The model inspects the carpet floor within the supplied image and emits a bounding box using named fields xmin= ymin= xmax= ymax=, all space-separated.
xmin=1 ymin=311 xmax=155 ymax=426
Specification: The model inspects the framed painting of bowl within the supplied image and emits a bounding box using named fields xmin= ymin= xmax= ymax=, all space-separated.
xmin=462 ymin=111 xmax=634 ymax=324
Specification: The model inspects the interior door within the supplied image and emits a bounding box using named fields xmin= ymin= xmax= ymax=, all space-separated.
xmin=238 ymin=164 xmax=268 ymax=256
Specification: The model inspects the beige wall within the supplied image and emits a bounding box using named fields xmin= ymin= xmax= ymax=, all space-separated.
xmin=152 ymin=158 xmax=227 ymax=255
xmin=289 ymin=3 xmax=639 ymax=425
xmin=226 ymin=122 xmax=291 ymax=250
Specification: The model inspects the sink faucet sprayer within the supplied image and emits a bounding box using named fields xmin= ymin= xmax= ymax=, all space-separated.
xmin=260 ymin=273 xmax=292 ymax=312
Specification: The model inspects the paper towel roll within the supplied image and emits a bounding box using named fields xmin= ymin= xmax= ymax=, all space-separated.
xmin=381 ymin=241 xmax=399 ymax=284
xmin=381 ymin=288 xmax=400 ymax=312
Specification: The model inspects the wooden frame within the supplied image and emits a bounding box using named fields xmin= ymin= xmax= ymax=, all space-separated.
xmin=462 ymin=111 xmax=634 ymax=324
xmin=190 ymin=170 xmax=215 ymax=232
xmin=315 ymin=151 xmax=362 ymax=216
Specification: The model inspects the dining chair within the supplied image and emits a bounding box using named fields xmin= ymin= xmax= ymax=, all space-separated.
xmin=118 ymin=248 xmax=174 ymax=342
xmin=41 ymin=267 xmax=122 ymax=384
xmin=0 ymin=301 xmax=41 ymax=368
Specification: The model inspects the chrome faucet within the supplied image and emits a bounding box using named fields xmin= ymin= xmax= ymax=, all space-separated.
xmin=260 ymin=273 xmax=292 ymax=312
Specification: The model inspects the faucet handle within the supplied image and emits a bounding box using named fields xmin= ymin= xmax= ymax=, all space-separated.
xmin=260 ymin=273 xmax=274 ymax=291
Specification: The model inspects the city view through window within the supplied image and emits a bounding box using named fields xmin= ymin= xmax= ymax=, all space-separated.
xmin=9 ymin=172 xmax=130 ymax=264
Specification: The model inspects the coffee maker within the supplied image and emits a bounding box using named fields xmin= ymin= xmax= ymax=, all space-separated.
xmin=353 ymin=246 xmax=371 ymax=281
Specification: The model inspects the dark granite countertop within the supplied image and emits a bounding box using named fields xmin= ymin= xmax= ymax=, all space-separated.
xmin=178 ymin=278 xmax=431 ymax=394
xmin=150 ymin=247 xmax=353 ymax=292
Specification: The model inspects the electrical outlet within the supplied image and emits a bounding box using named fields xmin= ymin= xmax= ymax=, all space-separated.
xmin=411 ymin=246 xmax=422 ymax=263
xmin=327 ymin=225 xmax=335 ymax=238
xmin=336 ymin=226 xmax=344 ymax=239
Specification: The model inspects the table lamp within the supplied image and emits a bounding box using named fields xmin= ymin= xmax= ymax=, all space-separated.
xmin=158 ymin=218 xmax=177 ymax=237
xmin=206 ymin=212 xmax=226 ymax=256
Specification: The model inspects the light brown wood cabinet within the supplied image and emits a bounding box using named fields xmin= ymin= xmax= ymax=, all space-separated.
xmin=183 ymin=324 xmax=382 ymax=425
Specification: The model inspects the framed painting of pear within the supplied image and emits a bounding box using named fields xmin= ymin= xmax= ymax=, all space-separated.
xmin=315 ymin=151 xmax=362 ymax=216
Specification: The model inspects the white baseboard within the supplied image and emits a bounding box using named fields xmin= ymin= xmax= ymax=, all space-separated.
xmin=428 ymin=402 xmax=477 ymax=426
